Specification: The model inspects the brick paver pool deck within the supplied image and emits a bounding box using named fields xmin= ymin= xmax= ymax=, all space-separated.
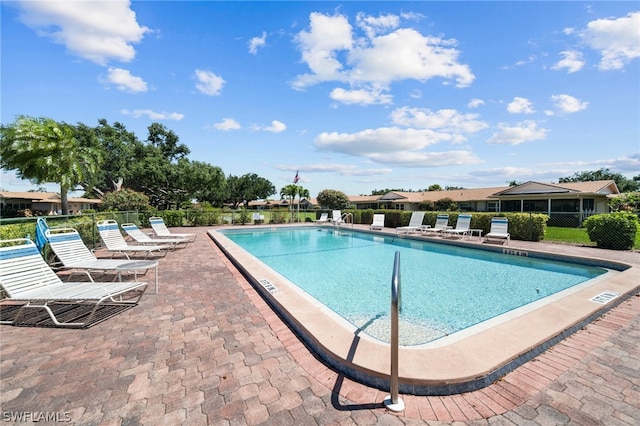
xmin=1 ymin=226 xmax=638 ymax=425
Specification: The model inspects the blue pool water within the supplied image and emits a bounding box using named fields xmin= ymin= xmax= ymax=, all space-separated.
xmin=221 ymin=227 xmax=607 ymax=344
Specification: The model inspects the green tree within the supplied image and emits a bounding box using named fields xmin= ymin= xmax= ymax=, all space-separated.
xmin=226 ymin=173 xmax=276 ymax=208
xmin=317 ymin=189 xmax=350 ymax=209
xmin=609 ymin=192 xmax=640 ymax=213
xmin=559 ymin=168 xmax=639 ymax=192
xmin=100 ymin=188 xmax=151 ymax=211
xmin=126 ymin=124 xmax=193 ymax=209
xmin=185 ymin=161 xmax=227 ymax=206
xmin=427 ymin=184 xmax=443 ymax=191
xmin=434 ymin=197 xmax=457 ymax=211
xmin=280 ymin=184 xmax=310 ymax=222
xmin=0 ymin=116 xmax=102 ymax=214
xmin=76 ymin=119 xmax=143 ymax=197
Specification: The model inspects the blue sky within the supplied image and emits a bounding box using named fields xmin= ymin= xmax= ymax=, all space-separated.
xmin=1 ymin=1 xmax=639 ymax=198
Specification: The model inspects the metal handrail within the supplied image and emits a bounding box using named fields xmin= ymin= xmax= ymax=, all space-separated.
xmin=342 ymin=212 xmax=354 ymax=227
xmin=384 ymin=251 xmax=405 ymax=411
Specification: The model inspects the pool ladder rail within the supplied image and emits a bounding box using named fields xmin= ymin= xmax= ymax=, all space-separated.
xmin=334 ymin=212 xmax=354 ymax=228
xmin=384 ymin=251 xmax=405 ymax=412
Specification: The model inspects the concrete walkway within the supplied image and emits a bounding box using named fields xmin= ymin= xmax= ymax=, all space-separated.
xmin=1 ymin=227 xmax=638 ymax=425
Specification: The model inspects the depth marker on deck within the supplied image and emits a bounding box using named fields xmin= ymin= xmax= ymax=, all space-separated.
xmin=258 ymin=279 xmax=279 ymax=294
xmin=590 ymin=291 xmax=620 ymax=304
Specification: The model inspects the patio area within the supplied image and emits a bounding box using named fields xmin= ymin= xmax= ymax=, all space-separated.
xmin=1 ymin=226 xmax=638 ymax=425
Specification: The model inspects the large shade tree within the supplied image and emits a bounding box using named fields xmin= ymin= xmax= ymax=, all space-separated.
xmin=559 ymin=168 xmax=640 ymax=193
xmin=0 ymin=116 xmax=102 ymax=214
xmin=316 ymin=189 xmax=350 ymax=210
xmin=75 ymin=119 xmax=143 ymax=197
xmin=227 ymin=173 xmax=276 ymax=208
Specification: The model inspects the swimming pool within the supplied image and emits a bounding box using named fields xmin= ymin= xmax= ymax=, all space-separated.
xmin=220 ymin=227 xmax=606 ymax=345
xmin=209 ymin=225 xmax=637 ymax=395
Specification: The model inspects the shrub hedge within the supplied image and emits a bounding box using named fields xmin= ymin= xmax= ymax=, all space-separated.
xmin=584 ymin=213 xmax=638 ymax=250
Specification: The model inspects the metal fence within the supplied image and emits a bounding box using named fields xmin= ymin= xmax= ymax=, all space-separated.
xmin=1 ymin=210 xmax=638 ymax=250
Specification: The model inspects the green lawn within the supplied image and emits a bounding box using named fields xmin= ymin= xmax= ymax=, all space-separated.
xmin=544 ymin=226 xmax=640 ymax=250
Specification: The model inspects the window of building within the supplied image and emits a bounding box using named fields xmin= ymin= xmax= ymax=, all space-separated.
xmin=583 ymin=198 xmax=595 ymax=212
xmin=501 ymin=200 xmax=521 ymax=212
xmin=522 ymin=200 xmax=548 ymax=212
xmin=487 ymin=201 xmax=499 ymax=212
xmin=551 ymin=199 xmax=579 ymax=212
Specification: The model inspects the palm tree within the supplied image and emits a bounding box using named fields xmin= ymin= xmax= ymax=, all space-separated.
xmin=0 ymin=116 xmax=102 ymax=214
xmin=280 ymin=184 xmax=310 ymax=222
xmin=280 ymin=184 xmax=298 ymax=222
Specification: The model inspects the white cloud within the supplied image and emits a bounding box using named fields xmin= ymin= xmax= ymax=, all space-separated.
xmin=103 ymin=67 xmax=147 ymax=93
xmin=390 ymin=107 xmax=488 ymax=138
xmin=249 ymin=32 xmax=267 ymax=54
xmin=292 ymin=12 xmax=354 ymax=88
xmin=551 ymin=94 xmax=589 ymax=113
xmin=355 ymin=12 xmax=400 ymax=38
xmin=487 ymin=120 xmax=548 ymax=145
xmin=214 ymin=118 xmax=241 ymax=131
xmin=16 ymin=0 xmax=149 ymax=65
xmin=314 ymin=126 xmax=482 ymax=167
xmin=507 ymin=97 xmax=535 ymax=114
xmin=468 ymin=98 xmax=485 ymax=108
xmin=195 ymin=69 xmax=225 ymax=96
xmin=253 ymin=120 xmax=287 ymax=133
xmin=276 ymin=163 xmax=393 ymax=177
xmin=292 ymin=12 xmax=475 ymax=101
xmin=552 ymin=50 xmax=585 ymax=73
xmin=265 ymin=120 xmax=287 ymax=133
xmin=120 ymin=109 xmax=184 ymax=120
xmin=330 ymin=87 xmax=392 ymax=105
xmin=580 ymin=11 xmax=640 ymax=70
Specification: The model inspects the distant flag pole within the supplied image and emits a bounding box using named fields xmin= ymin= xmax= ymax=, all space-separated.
xmin=293 ymin=171 xmax=300 ymax=222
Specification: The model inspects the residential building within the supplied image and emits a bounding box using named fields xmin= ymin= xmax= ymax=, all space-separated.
xmin=0 ymin=191 xmax=101 ymax=216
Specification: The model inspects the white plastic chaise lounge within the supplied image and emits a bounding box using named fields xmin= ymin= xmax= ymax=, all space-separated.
xmin=46 ymin=227 xmax=160 ymax=293
xmin=330 ymin=210 xmax=344 ymax=225
xmin=443 ymin=214 xmax=472 ymax=239
xmin=149 ymin=217 xmax=196 ymax=241
xmin=422 ymin=214 xmax=451 ymax=236
xmin=314 ymin=213 xmax=329 ymax=224
xmin=484 ymin=217 xmax=511 ymax=245
xmin=97 ymin=220 xmax=171 ymax=259
xmin=0 ymin=239 xmax=147 ymax=328
xmin=121 ymin=223 xmax=188 ymax=249
xmin=396 ymin=211 xmax=426 ymax=235
xmin=370 ymin=214 xmax=385 ymax=230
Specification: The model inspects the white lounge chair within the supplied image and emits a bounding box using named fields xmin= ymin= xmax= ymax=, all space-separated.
xmin=422 ymin=214 xmax=450 ymax=236
xmin=370 ymin=214 xmax=385 ymax=230
xmin=46 ymin=227 xmax=160 ymax=293
xmin=314 ymin=213 xmax=329 ymax=224
xmin=484 ymin=217 xmax=510 ymax=245
xmin=443 ymin=214 xmax=472 ymax=239
xmin=252 ymin=213 xmax=265 ymax=224
xmin=97 ymin=220 xmax=171 ymax=259
xmin=0 ymin=239 xmax=147 ymax=328
xmin=396 ymin=211 xmax=426 ymax=235
xmin=330 ymin=210 xmax=344 ymax=225
xmin=149 ymin=217 xmax=197 ymax=241
xmin=121 ymin=223 xmax=188 ymax=248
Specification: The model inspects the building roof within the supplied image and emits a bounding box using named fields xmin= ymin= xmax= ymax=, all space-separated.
xmin=493 ymin=180 xmax=619 ymax=197
xmin=379 ymin=187 xmax=508 ymax=203
xmin=0 ymin=191 xmax=101 ymax=204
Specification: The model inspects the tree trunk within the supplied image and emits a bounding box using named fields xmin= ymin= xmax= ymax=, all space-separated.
xmin=60 ymin=184 xmax=69 ymax=215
